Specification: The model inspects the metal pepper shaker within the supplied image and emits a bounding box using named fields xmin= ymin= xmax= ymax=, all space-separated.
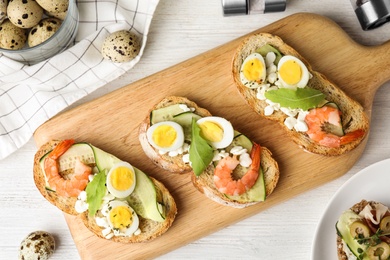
xmin=221 ymin=0 xmax=287 ymax=16
xmin=351 ymin=0 xmax=390 ymax=30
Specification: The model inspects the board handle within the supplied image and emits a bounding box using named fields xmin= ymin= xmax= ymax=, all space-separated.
xmin=365 ymin=39 xmax=390 ymax=88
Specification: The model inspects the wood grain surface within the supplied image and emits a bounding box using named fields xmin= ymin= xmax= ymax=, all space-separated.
xmin=33 ymin=13 xmax=390 ymax=259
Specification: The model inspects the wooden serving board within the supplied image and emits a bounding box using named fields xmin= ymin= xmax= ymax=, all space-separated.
xmin=33 ymin=13 xmax=390 ymax=259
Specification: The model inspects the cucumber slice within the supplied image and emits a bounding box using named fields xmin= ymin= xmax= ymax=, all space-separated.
xmin=172 ymin=112 xmax=202 ymax=140
xmin=320 ymin=102 xmax=345 ymax=137
xmin=336 ymin=210 xmax=368 ymax=259
xmin=126 ymin=169 xmax=165 ymax=222
xmin=89 ymin=145 xmax=121 ymax=172
xmin=255 ymin=44 xmax=283 ymax=64
xmin=150 ymin=104 xmax=188 ymax=125
xmin=231 ymin=131 xmax=253 ymax=151
xmin=226 ymin=167 xmax=265 ymax=202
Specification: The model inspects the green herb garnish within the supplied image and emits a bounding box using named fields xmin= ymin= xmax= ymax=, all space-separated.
xmin=189 ymin=118 xmax=214 ymax=176
xmin=86 ymin=169 xmax=107 ymax=216
xmin=264 ymin=87 xmax=325 ymax=111
xmin=353 ymin=228 xmax=390 ymax=260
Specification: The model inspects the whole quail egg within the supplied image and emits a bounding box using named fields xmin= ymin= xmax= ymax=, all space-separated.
xmin=36 ymin=0 xmax=68 ymax=13
xmin=28 ymin=17 xmax=62 ymax=47
xmin=101 ymin=30 xmax=140 ymax=63
xmin=46 ymin=9 xmax=67 ymax=20
xmin=19 ymin=231 xmax=55 ymax=260
xmin=0 ymin=19 xmax=27 ymax=49
xmin=7 ymin=0 xmax=44 ymax=28
xmin=0 ymin=0 xmax=7 ymax=25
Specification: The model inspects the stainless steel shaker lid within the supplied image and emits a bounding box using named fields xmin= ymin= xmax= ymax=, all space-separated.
xmin=354 ymin=0 xmax=390 ymax=30
xmin=221 ymin=0 xmax=248 ymax=15
xmin=221 ymin=0 xmax=286 ymax=16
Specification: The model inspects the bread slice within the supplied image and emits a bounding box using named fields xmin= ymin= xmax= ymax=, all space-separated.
xmin=139 ymin=96 xmax=212 ymax=174
xmin=336 ymin=200 xmax=390 ymax=259
xmin=139 ymin=96 xmax=280 ymax=208
xmin=232 ymin=33 xmax=369 ymax=156
xmin=33 ymin=140 xmax=177 ymax=243
xmin=80 ymin=176 xmax=177 ymax=243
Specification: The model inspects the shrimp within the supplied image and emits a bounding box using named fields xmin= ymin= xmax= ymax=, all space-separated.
xmin=305 ymin=106 xmax=365 ymax=148
xmin=213 ymin=143 xmax=261 ymax=196
xmin=44 ymin=139 xmax=92 ymax=197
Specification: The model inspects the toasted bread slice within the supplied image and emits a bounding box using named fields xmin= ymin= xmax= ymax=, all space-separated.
xmin=139 ymin=96 xmax=280 ymax=208
xmin=139 ymin=96 xmax=212 ymax=174
xmin=80 ymin=176 xmax=177 ymax=243
xmin=33 ymin=140 xmax=177 ymax=243
xmin=336 ymin=200 xmax=390 ymax=259
xmin=232 ymin=33 xmax=369 ymax=156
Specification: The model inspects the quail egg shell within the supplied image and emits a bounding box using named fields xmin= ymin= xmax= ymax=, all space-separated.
xmin=106 ymin=200 xmax=140 ymax=237
xmin=196 ymin=116 xmax=234 ymax=149
xmin=146 ymin=121 xmax=185 ymax=152
xmin=106 ymin=161 xmax=136 ymax=198
xmin=101 ymin=30 xmax=140 ymax=63
xmin=28 ymin=17 xmax=62 ymax=47
xmin=240 ymin=52 xmax=267 ymax=88
xmin=277 ymin=55 xmax=310 ymax=89
xmin=46 ymin=9 xmax=67 ymax=20
xmin=19 ymin=231 xmax=55 ymax=260
xmin=0 ymin=19 xmax=27 ymax=50
xmin=7 ymin=0 xmax=44 ymax=28
xmin=36 ymin=0 xmax=68 ymax=13
xmin=0 ymin=0 xmax=7 ymax=25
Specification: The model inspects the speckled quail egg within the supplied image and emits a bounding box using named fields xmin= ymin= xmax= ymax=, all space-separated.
xmin=0 ymin=0 xmax=7 ymax=25
xmin=7 ymin=0 xmax=44 ymax=28
xmin=0 ymin=19 xmax=27 ymax=50
xmin=46 ymin=9 xmax=67 ymax=20
xmin=101 ymin=30 xmax=140 ymax=63
xmin=36 ymin=0 xmax=68 ymax=13
xmin=28 ymin=17 xmax=62 ymax=47
xmin=19 ymin=231 xmax=55 ymax=260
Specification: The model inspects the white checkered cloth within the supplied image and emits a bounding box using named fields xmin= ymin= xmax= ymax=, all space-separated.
xmin=0 ymin=0 xmax=160 ymax=160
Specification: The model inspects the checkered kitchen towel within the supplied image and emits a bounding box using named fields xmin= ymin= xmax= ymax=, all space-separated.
xmin=0 ymin=0 xmax=160 ymax=160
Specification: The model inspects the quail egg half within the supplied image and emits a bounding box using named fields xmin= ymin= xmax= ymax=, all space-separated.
xmin=106 ymin=161 xmax=137 ymax=198
xmin=197 ymin=116 xmax=234 ymax=149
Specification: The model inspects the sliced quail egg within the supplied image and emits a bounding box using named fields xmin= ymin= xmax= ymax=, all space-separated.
xmin=106 ymin=161 xmax=136 ymax=198
xmin=106 ymin=200 xmax=139 ymax=237
xmin=277 ymin=55 xmax=310 ymax=89
xmin=197 ymin=116 xmax=234 ymax=149
xmin=240 ymin=52 xmax=267 ymax=89
xmin=147 ymin=121 xmax=185 ymax=152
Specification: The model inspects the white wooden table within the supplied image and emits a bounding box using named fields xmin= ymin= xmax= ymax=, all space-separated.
xmin=1 ymin=0 xmax=390 ymax=259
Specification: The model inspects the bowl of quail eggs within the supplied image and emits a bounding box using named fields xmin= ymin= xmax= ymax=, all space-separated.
xmin=0 ymin=0 xmax=78 ymax=64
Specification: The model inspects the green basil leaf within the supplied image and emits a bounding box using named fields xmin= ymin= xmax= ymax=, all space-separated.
xmin=189 ymin=118 xmax=214 ymax=176
xmin=86 ymin=169 xmax=107 ymax=216
xmin=264 ymin=87 xmax=325 ymax=111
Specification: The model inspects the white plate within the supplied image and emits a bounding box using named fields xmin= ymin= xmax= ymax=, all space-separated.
xmin=311 ymin=158 xmax=390 ymax=260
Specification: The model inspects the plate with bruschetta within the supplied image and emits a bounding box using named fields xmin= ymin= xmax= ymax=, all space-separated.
xmin=311 ymin=159 xmax=390 ymax=260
